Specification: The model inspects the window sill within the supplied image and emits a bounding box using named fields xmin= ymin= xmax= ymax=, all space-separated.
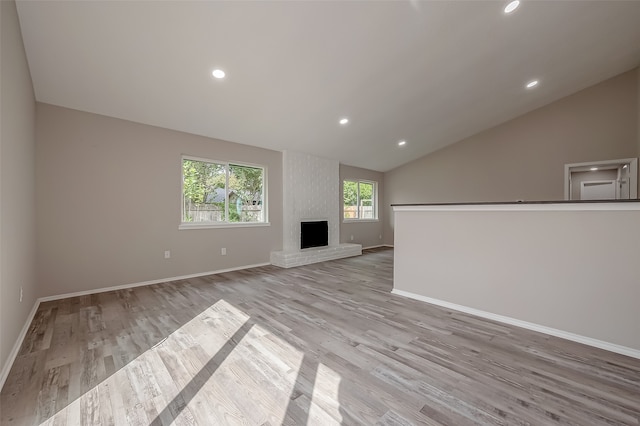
xmin=179 ymin=222 xmax=271 ymax=230
xmin=342 ymin=219 xmax=379 ymax=223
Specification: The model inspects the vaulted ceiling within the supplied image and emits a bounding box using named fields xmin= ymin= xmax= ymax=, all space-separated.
xmin=16 ymin=1 xmax=640 ymax=171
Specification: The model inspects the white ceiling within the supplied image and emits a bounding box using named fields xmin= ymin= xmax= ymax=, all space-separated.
xmin=15 ymin=1 xmax=640 ymax=172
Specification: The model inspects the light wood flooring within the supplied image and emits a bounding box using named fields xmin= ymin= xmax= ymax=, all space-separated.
xmin=1 ymin=247 xmax=639 ymax=425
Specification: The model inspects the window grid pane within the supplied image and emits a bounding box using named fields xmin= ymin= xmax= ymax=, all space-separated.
xmin=228 ymin=164 xmax=264 ymax=223
xmin=343 ymin=180 xmax=358 ymax=219
xmin=359 ymin=182 xmax=374 ymax=219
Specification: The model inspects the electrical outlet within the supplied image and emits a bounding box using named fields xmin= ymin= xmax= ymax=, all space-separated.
xmin=350 ymin=235 xmax=354 ymax=241
xmin=20 ymin=287 xmax=23 ymax=303
xmin=379 ymin=234 xmax=382 ymax=239
xmin=221 ymin=247 xmax=227 ymax=256
xmin=164 ymin=250 xmax=171 ymax=259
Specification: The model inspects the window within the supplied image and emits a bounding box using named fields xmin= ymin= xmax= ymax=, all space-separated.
xmin=343 ymin=179 xmax=377 ymax=220
xmin=181 ymin=156 xmax=266 ymax=226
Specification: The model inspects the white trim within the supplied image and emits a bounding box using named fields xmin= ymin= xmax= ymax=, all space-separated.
xmin=391 ymin=289 xmax=640 ymax=360
xmin=0 ymin=300 xmax=40 ymax=391
xmin=362 ymin=244 xmax=385 ymax=249
xmin=392 ymin=202 xmax=640 ymax=212
xmin=39 ymin=262 xmax=271 ymax=302
xmin=179 ymin=222 xmax=271 ymax=230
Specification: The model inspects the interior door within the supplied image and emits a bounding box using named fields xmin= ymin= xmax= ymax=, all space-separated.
xmin=580 ymin=180 xmax=616 ymax=200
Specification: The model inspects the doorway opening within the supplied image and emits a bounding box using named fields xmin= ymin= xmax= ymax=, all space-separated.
xmin=564 ymin=158 xmax=637 ymax=200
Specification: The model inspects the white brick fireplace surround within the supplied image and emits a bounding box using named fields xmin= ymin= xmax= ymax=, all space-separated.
xmin=271 ymin=151 xmax=361 ymax=268
xmin=270 ymin=244 xmax=362 ymax=268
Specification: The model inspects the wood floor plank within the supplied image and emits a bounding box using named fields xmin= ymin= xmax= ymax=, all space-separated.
xmin=2 ymin=248 xmax=639 ymax=425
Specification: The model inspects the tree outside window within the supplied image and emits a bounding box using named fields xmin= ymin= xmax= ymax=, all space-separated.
xmin=182 ymin=157 xmax=265 ymax=224
xmin=343 ymin=180 xmax=377 ymax=220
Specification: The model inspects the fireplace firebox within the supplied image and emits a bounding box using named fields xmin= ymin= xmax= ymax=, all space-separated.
xmin=301 ymin=220 xmax=328 ymax=249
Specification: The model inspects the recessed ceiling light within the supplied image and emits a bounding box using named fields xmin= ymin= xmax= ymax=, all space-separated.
xmin=339 ymin=118 xmax=349 ymax=125
xmin=212 ymin=69 xmax=226 ymax=79
xmin=504 ymin=0 xmax=520 ymax=14
xmin=398 ymin=140 xmax=406 ymax=146
xmin=526 ymin=80 xmax=539 ymax=89
xmin=590 ymin=167 xmax=598 ymax=171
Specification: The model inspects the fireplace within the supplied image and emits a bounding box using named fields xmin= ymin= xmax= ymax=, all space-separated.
xmin=271 ymin=151 xmax=361 ymax=267
xmin=301 ymin=220 xmax=328 ymax=249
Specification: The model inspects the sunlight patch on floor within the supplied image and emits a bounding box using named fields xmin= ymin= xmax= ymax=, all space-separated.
xmin=309 ymin=363 xmax=343 ymax=425
xmin=38 ymin=298 xmax=349 ymax=424
xmin=42 ymin=299 xmax=306 ymax=424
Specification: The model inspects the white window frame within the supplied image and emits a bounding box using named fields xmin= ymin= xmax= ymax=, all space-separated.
xmin=179 ymin=155 xmax=269 ymax=230
xmin=343 ymin=179 xmax=378 ymax=222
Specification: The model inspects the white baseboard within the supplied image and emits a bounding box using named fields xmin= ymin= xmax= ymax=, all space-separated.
xmin=1 ymin=261 xmax=270 ymax=391
xmin=362 ymin=244 xmax=393 ymax=249
xmin=39 ymin=262 xmax=271 ymax=302
xmin=0 ymin=299 xmax=40 ymax=391
xmin=391 ymin=288 xmax=640 ymax=360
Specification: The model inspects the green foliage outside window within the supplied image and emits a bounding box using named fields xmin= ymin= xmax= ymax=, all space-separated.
xmin=343 ymin=180 xmax=376 ymax=219
xmin=182 ymin=158 xmax=264 ymax=223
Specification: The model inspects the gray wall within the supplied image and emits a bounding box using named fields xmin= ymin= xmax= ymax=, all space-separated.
xmin=339 ymin=164 xmax=384 ymax=248
xmin=637 ymin=67 xmax=640 ymax=156
xmin=384 ymin=69 xmax=639 ymax=245
xmin=36 ymin=104 xmax=283 ymax=297
xmin=0 ymin=0 xmax=38 ymax=380
xmin=393 ymin=207 xmax=640 ymax=352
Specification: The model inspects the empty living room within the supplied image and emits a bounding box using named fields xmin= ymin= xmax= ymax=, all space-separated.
xmin=1 ymin=1 xmax=639 ymax=425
